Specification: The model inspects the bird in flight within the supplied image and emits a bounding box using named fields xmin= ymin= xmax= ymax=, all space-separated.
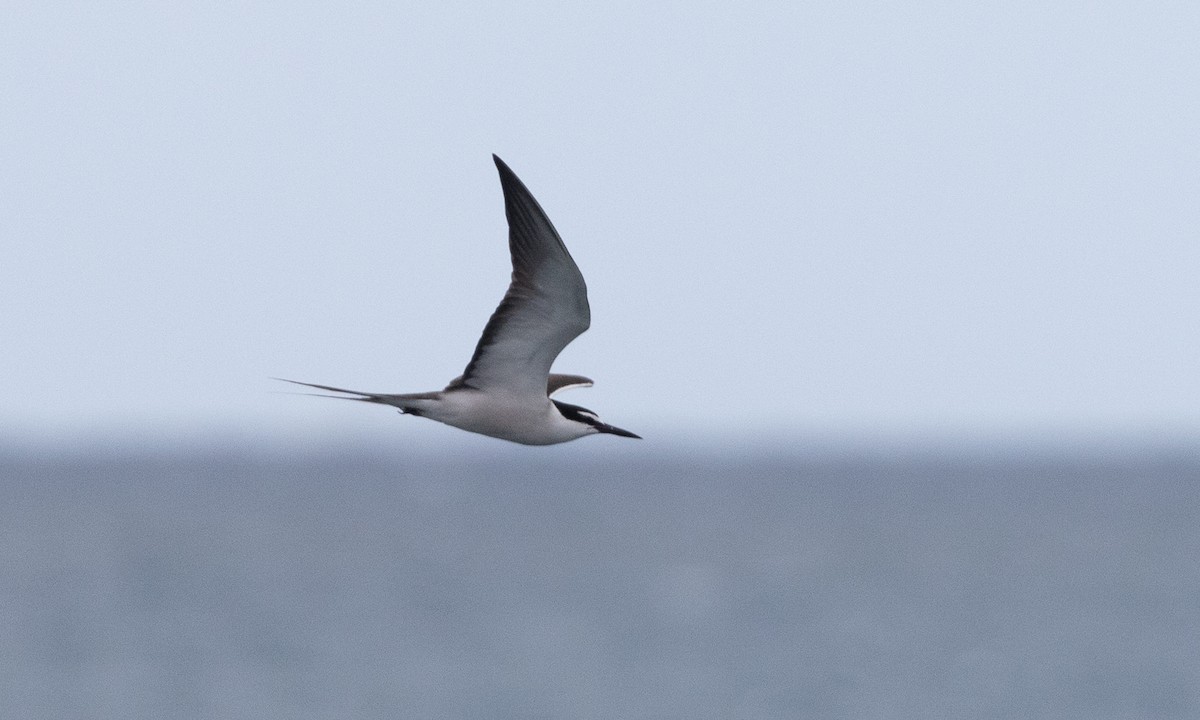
xmin=281 ymin=155 xmax=639 ymax=445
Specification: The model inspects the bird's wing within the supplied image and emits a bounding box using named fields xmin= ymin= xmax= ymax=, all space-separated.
xmin=447 ymin=156 xmax=590 ymax=397
xmin=444 ymin=372 xmax=594 ymax=398
xmin=547 ymin=373 xmax=594 ymax=397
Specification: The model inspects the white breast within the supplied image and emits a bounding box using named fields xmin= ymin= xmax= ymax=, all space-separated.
xmin=426 ymin=390 xmax=592 ymax=445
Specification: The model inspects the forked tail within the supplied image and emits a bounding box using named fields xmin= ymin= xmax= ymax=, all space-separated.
xmin=273 ymin=378 xmax=441 ymax=415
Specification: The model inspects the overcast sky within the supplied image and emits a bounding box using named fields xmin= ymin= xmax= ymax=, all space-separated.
xmin=3 ymin=2 xmax=1198 ymax=449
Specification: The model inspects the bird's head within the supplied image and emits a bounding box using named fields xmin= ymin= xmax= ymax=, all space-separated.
xmin=552 ymin=400 xmax=641 ymax=440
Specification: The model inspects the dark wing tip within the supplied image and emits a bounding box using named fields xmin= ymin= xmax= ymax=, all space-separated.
xmin=493 ymin=155 xmax=524 ymax=192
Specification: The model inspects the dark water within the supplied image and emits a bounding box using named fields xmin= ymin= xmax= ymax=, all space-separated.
xmin=2 ymin=447 xmax=1197 ymax=719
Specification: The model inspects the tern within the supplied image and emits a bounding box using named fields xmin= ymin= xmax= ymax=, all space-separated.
xmin=281 ymin=155 xmax=640 ymax=445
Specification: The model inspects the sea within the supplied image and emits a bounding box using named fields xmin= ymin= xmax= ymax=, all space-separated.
xmin=1 ymin=441 xmax=1197 ymax=719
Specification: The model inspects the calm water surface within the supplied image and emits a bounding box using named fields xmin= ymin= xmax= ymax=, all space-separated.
xmin=1 ymin=447 xmax=1197 ymax=719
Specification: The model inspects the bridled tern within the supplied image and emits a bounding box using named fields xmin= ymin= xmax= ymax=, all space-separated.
xmin=281 ymin=155 xmax=640 ymax=445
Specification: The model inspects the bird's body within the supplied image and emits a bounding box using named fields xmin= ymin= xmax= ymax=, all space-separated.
xmin=282 ymin=156 xmax=638 ymax=445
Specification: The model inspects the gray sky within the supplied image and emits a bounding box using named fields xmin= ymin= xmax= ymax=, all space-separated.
xmin=3 ymin=2 xmax=1198 ymax=448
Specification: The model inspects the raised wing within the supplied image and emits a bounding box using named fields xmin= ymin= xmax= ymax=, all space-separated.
xmin=448 ymin=156 xmax=590 ymax=396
